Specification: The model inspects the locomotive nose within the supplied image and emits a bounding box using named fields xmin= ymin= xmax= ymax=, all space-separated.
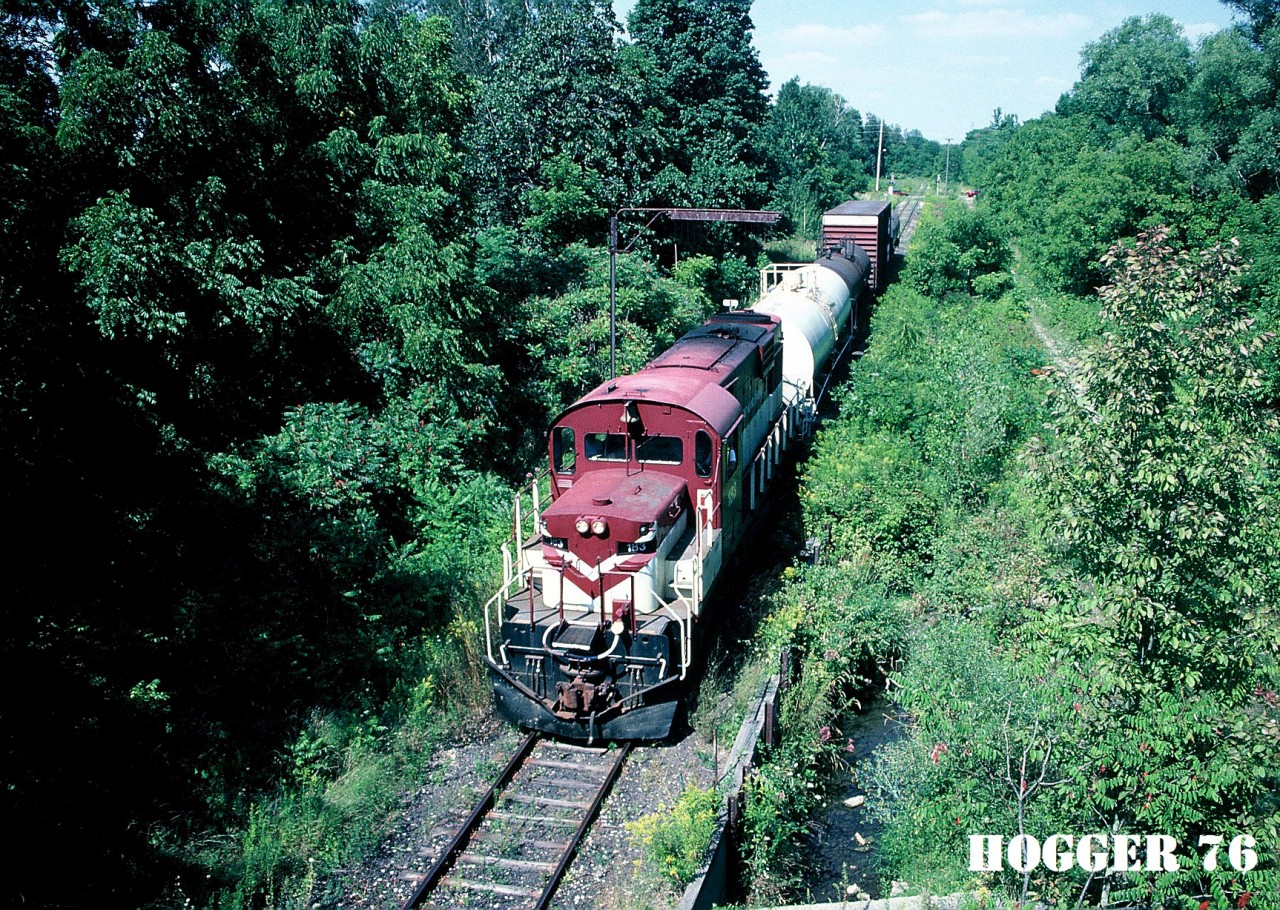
xmin=541 ymin=470 xmax=685 ymax=553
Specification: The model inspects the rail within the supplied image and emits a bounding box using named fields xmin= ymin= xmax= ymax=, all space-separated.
xmin=400 ymin=731 xmax=540 ymax=909
xmin=401 ymin=735 xmax=631 ymax=910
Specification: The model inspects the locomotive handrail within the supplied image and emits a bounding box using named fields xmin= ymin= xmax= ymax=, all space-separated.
xmin=510 ymin=468 xmax=551 ymax=550
xmin=656 ymin=593 xmax=694 ymax=679
xmin=695 ymin=487 xmax=716 ymax=555
xmin=486 ymin=470 xmax=553 ymax=661
xmin=758 ymin=261 xmax=807 ymax=295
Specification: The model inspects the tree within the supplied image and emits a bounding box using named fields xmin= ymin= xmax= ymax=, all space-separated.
xmin=902 ymin=203 xmax=1011 ymax=300
xmin=1030 ymin=227 xmax=1279 ymax=683
xmin=5 ymin=3 xmax=504 ymax=904
xmin=959 ymin=109 xmax=1020 ymax=187
xmin=760 ymin=78 xmax=868 ymax=235
xmin=626 ymin=0 xmax=769 ymax=208
xmin=1177 ymin=24 xmax=1280 ymax=199
xmin=1223 ymin=0 xmax=1280 ymax=44
xmin=1060 ymin=15 xmax=1193 ymax=140
xmin=1025 ymin=229 xmax=1280 ymax=907
xmin=981 ymin=115 xmax=1185 ymax=293
xmin=466 ymin=0 xmax=627 ymax=230
xmin=414 ymin=0 xmax=553 ymax=75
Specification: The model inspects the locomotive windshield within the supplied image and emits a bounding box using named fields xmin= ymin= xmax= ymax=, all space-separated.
xmin=584 ymin=432 xmax=626 ymax=461
xmin=582 ymin=432 xmax=684 ymax=465
xmin=635 ymin=436 xmax=682 ymax=464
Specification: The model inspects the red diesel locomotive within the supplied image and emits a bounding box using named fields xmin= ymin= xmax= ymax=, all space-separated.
xmin=483 ymin=202 xmax=892 ymax=741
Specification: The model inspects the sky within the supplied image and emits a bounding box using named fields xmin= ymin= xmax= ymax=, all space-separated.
xmin=612 ymin=1 xmax=1238 ymax=143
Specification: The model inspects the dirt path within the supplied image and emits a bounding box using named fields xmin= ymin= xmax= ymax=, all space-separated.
xmin=1029 ymin=315 xmax=1095 ymax=418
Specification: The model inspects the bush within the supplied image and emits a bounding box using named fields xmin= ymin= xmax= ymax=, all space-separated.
xmin=868 ymin=620 xmax=1078 ymax=899
xmin=902 ymin=204 xmax=1011 ymax=299
xmin=741 ymin=565 xmax=908 ymax=898
xmin=627 ymin=784 xmax=721 ymax=886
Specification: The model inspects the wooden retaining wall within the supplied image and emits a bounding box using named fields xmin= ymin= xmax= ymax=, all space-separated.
xmin=676 ymin=652 xmax=788 ymax=910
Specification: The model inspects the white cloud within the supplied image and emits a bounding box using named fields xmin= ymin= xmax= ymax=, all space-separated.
xmin=773 ymin=23 xmax=888 ymax=48
xmin=1036 ymin=75 xmax=1073 ymax=89
xmin=950 ymin=54 xmax=1012 ymax=67
xmin=904 ymin=9 xmax=1091 ymax=41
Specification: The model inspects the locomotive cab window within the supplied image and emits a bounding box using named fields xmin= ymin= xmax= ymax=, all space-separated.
xmin=553 ymin=427 xmax=576 ymax=474
xmin=585 ymin=432 xmax=627 ymax=461
xmin=635 ymin=435 xmax=682 ymax=465
xmin=695 ymin=431 xmax=713 ymax=479
xmin=723 ymin=442 xmax=738 ymax=476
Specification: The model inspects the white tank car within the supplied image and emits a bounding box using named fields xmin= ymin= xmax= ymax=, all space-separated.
xmin=752 ymin=243 xmax=871 ymax=407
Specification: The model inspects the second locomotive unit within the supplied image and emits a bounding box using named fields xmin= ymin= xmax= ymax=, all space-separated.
xmin=482 ymin=201 xmax=893 ymax=741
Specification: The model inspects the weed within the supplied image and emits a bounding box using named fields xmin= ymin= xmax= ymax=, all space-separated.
xmin=626 ymin=783 xmax=720 ymax=886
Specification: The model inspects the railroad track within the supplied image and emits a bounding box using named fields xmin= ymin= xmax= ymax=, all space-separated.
xmin=895 ymin=195 xmax=924 ymax=249
xmin=401 ymin=733 xmax=630 ymax=910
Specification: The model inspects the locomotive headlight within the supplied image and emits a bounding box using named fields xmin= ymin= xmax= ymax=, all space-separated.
xmin=575 ymin=518 xmax=591 ymax=535
xmin=590 ymin=518 xmax=608 ymax=536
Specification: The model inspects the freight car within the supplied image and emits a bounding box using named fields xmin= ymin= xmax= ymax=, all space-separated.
xmin=482 ymin=202 xmax=892 ymax=741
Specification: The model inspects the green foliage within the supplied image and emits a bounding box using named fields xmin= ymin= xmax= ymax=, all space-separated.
xmin=467 ymin=2 xmax=628 ymax=226
xmin=1025 ymin=229 xmax=1279 ymax=691
xmin=1177 ymin=28 xmax=1278 ymax=199
xmin=882 ymin=124 xmax=947 ymax=180
xmin=742 ymin=565 xmax=907 ymax=899
xmin=763 ymin=235 xmax=817 ymax=264
xmin=1021 ymin=238 xmax=1280 ymax=909
xmin=960 ymin=109 xmax=1021 ymax=187
xmin=214 ymin=389 xmax=509 ymax=649
xmin=802 ymin=278 xmax=1041 ymax=589
xmin=627 ymin=0 xmax=770 ymax=208
xmin=870 ymin=621 xmax=1078 ymax=898
xmin=982 ymin=116 xmax=1185 ymax=293
xmin=1060 ymin=15 xmax=1192 ymax=141
xmin=627 ymin=783 xmax=721 ymax=885
xmin=3 ymin=4 xmax=528 ymax=903
xmin=902 ymin=203 xmax=1011 ymax=300
xmin=1026 ymin=287 xmax=1105 ymax=347
xmin=803 ymin=426 xmax=941 ymax=588
xmin=761 ymin=78 xmax=869 ymax=236
xmin=223 ymin=616 xmax=492 ymax=909
xmin=871 ymin=230 xmax=1280 ymax=909
xmin=508 ymin=244 xmax=719 ymax=422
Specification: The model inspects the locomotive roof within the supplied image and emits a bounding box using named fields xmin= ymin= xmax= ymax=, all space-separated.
xmin=649 ymin=319 xmax=773 ymax=370
xmin=556 ymin=314 xmax=778 ymax=437
xmin=564 ymin=367 xmax=741 ymax=437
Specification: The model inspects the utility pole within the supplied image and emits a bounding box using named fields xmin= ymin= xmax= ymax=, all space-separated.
xmin=875 ymin=119 xmax=885 ymax=193
xmin=944 ymin=138 xmax=953 ymax=194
